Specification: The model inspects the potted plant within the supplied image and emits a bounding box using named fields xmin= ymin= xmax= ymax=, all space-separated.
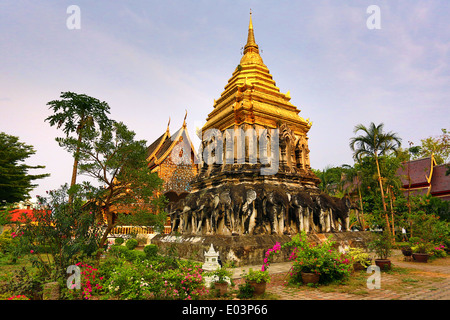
xmin=206 ymin=266 xmax=233 ymax=296
xmin=347 ymin=247 xmax=372 ymax=271
xmin=242 ymin=268 xmax=270 ymax=295
xmin=292 ymin=255 xmax=322 ymax=284
xmin=400 ymin=244 xmax=413 ymax=261
xmin=368 ymin=231 xmax=393 ymax=270
xmin=410 ymin=238 xmax=432 ymax=263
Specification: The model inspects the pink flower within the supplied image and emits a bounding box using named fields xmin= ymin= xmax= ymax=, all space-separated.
xmin=30 ymin=250 xmax=34 ymax=254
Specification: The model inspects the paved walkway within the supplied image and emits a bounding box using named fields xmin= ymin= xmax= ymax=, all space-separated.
xmin=230 ymin=250 xmax=450 ymax=300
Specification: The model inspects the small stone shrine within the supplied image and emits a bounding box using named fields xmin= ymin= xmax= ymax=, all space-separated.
xmin=202 ymin=244 xmax=221 ymax=272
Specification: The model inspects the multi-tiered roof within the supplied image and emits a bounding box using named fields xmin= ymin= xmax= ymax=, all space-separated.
xmin=203 ymin=13 xmax=312 ymax=137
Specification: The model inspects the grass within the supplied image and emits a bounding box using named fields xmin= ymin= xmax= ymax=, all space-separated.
xmin=402 ymin=278 xmax=419 ymax=283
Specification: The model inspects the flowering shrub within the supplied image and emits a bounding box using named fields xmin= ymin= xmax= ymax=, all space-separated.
xmin=409 ymin=237 xmax=433 ymax=254
xmin=161 ymin=264 xmax=208 ymax=300
xmin=104 ymin=262 xmax=153 ymax=300
xmin=102 ymin=256 xmax=208 ymax=300
xmin=66 ymin=262 xmax=104 ymax=300
xmin=7 ymin=295 xmax=29 ymax=300
xmin=262 ymin=242 xmax=281 ymax=271
xmin=14 ymin=185 xmax=102 ymax=278
xmin=263 ymin=231 xmax=352 ymax=285
xmin=431 ymin=244 xmax=447 ymax=259
xmin=77 ymin=263 xmax=104 ymax=300
xmin=346 ymin=247 xmax=371 ymax=268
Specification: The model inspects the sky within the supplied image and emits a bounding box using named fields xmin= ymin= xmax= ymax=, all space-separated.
xmin=1 ymin=0 xmax=449 ymax=202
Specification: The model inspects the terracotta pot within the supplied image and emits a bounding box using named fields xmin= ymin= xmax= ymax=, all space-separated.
xmin=374 ymin=259 xmax=391 ymax=270
xmin=301 ymin=272 xmax=320 ymax=284
xmin=248 ymin=281 xmax=266 ymax=295
xmin=214 ymin=282 xmax=228 ymax=296
xmin=413 ymin=253 xmax=429 ymax=263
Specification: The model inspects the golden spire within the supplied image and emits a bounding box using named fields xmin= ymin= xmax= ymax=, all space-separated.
xmin=243 ymin=10 xmax=259 ymax=55
xmin=203 ymin=11 xmax=310 ymax=136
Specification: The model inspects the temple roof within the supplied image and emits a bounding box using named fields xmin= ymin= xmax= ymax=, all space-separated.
xmin=396 ymin=155 xmax=450 ymax=200
xmin=202 ymin=13 xmax=312 ymax=135
xmin=430 ymin=164 xmax=450 ymax=198
xmin=397 ymin=157 xmax=435 ymax=188
xmin=147 ymin=131 xmax=169 ymax=160
xmin=147 ymin=118 xmax=197 ymax=171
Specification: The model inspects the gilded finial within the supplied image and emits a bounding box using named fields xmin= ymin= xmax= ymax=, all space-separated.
xmin=243 ymin=9 xmax=258 ymax=55
xmin=166 ymin=117 xmax=171 ymax=132
xmin=183 ymin=109 xmax=188 ymax=127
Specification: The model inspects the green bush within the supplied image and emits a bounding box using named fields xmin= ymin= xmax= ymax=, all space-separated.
xmin=109 ymin=244 xmax=146 ymax=262
xmin=237 ymin=282 xmax=254 ymax=299
xmin=126 ymin=238 xmax=138 ymax=250
xmin=144 ymin=244 xmax=158 ymax=257
xmin=114 ymin=237 xmax=124 ymax=245
xmin=109 ymin=244 xmax=129 ymax=258
xmin=0 ymin=230 xmax=12 ymax=254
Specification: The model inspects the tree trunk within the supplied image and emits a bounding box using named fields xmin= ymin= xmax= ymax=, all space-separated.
xmin=407 ymin=156 xmax=413 ymax=238
xmin=97 ymin=224 xmax=114 ymax=259
xmin=388 ymin=186 xmax=395 ymax=241
xmin=68 ymin=131 xmax=83 ymax=205
xmin=374 ymin=154 xmax=391 ymax=234
xmin=357 ymin=182 xmax=365 ymax=230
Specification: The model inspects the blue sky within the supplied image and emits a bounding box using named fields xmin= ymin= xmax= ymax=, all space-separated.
xmin=1 ymin=1 xmax=449 ymax=200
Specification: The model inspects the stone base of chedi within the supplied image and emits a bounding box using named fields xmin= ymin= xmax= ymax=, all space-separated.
xmin=157 ymin=174 xmax=365 ymax=266
xmin=151 ymin=232 xmax=373 ymax=267
xmin=168 ymin=180 xmax=353 ymax=236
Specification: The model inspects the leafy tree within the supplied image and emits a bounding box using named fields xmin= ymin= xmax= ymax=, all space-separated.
xmin=45 ymin=92 xmax=111 ymax=203
xmin=15 ymin=184 xmax=102 ymax=280
xmin=56 ymin=120 xmax=167 ymax=252
xmin=312 ymin=166 xmax=343 ymax=196
xmin=0 ymin=132 xmax=49 ymax=205
xmin=349 ymin=122 xmax=401 ymax=233
xmin=411 ymin=129 xmax=449 ymax=165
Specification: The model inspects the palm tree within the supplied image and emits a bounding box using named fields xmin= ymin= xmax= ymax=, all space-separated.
xmin=349 ymin=122 xmax=401 ymax=232
xmin=45 ymin=92 xmax=111 ymax=203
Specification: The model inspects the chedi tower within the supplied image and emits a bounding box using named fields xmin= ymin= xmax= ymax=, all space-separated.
xmin=154 ymin=14 xmax=364 ymax=265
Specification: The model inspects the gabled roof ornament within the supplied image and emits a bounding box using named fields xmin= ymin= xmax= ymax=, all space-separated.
xmin=166 ymin=117 xmax=171 ymax=133
xmin=183 ymin=109 xmax=188 ymax=128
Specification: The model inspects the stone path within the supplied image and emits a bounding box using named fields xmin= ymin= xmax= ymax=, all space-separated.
xmin=231 ymin=250 xmax=450 ymax=300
